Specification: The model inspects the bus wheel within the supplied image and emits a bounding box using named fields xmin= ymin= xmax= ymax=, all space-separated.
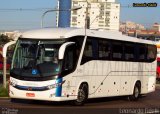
xmin=73 ymin=83 xmax=88 ymax=106
xmin=128 ymin=83 xmax=140 ymax=101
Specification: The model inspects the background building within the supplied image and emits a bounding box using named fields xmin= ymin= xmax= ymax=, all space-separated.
xmin=119 ymin=21 xmax=160 ymax=40
xmin=152 ymin=23 xmax=160 ymax=32
xmin=119 ymin=21 xmax=145 ymax=33
xmin=57 ymin=0 xmax=120 ymax=30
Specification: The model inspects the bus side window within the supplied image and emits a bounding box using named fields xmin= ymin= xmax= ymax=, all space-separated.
xmin=98 ymin=40 xmax=111 ymax=60
xmin=112 ymin=42 xmax=123 ymax=61
xmin=81 ymin=39 xmax=93 ymax=64
xmin=124 ymin=43 xmax=135 ymax=61
xmin=147 ymin=45 xmax=156 ymax=62
xmin=84 ymin=39 xmax=92 ymax=58
xmin=64 ymin=50 xmax=74 ymax=70
xmin=138 ymin=45 xmax=146 ymax=62
xmin=62 ymin=45 xmax=76 ymax=75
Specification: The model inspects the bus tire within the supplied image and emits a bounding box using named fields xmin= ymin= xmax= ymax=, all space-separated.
xmin=73 ymin=83 xmax=88 ymax=106
xmin=128 ymin=83 xmax=141 ymax=101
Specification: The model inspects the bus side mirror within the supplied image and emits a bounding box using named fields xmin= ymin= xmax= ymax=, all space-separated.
xmin=58 ymin=42 xmax=75 ymax=60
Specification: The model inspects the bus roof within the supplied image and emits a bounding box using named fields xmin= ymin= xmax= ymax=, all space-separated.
xmin=21 ymin=28 xmax=155 ymax=45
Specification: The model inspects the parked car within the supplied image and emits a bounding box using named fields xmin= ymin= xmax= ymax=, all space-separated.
xmin=0 ymin=61 xmax=11 ymax=70
xmin=0 ymin=52 xmax=11 ymax=70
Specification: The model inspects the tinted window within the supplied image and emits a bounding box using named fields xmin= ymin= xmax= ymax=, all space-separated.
xmin=62 ymin=45 xmax=76 ymax=75
xmin=112 ymin=42 xmax=123 ymax=60
xmin=98 ymin=40 xmax=111 ymax=60
xmin=83 ymin=39 xmax=93 ymax=58
xmin=68 ymin=36 xmax=84 ymax=59
xmin=81 ymin=37 xmax=156 ymax=64
xmin=147 ymin=45 xmax=157 ymax=62
xmin=81 ymin=38 xmax=93 ymax=64
xmin=124 ymin=43 xmax=135 ymax=61
xmin=63 ymin=49 xmax=74 ymax=70
xmin=138 ymin=44 xmax=146 ymax=62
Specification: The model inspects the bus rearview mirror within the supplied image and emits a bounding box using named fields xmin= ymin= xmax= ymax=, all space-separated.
xmin=58 ymin=42 xmax=75 ymax=60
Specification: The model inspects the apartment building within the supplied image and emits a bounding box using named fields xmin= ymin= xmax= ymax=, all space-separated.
xmin=56 ymin=0 xmax=120 ymax=30
xmin=70 ymin=0 xmax=120 ymax=30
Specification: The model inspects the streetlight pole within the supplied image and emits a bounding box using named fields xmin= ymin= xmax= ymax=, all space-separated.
xmin=85 ymin=0 xmax=90 ymax=29
xmin=41 ymin=6 xmax=82 ymax=28
xmin=84 ymin=0 xmax=90 ymax=36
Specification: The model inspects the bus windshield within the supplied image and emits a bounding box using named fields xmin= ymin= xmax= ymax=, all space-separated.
xmin=11 ymin=39 xmax=65 ymax=77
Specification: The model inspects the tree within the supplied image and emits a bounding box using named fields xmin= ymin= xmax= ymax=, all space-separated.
xmin=0 ymin=34 xmax=10 ymax=44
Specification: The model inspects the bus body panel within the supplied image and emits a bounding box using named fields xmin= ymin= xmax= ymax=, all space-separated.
xmin=10 ymin=28 xmax=157 ymax=102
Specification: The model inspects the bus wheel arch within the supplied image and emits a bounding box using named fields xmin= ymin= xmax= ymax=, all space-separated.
xmin=129 ymin=81 xmax=141 ymax=101
xmin=73 ymin=82 xmax=89 ymax=106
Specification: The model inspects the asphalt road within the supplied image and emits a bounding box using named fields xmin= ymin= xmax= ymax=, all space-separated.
xmin=0 ymin=86 xmax=160 ymax=114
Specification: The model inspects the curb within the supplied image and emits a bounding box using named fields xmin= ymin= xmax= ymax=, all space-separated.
xmin=0 ymin=97 xmax=9 ymax=99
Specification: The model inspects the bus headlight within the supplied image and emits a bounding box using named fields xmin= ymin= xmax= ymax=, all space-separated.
xmin=47 ymin=80 xmax=65 ymax=89
xmin=47 ymin=84 xmax=56 ymax=89
xmin=10 ymin=79 xmax=18 ymax=87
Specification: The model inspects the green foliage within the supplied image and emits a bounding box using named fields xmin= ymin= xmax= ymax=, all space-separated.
xmin=0 ymin=34 xmax=10 ymax=44
xmin=0 ymin=85 xmax=9 ymax=97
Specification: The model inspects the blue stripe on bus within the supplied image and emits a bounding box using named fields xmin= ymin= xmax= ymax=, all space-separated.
xmin=55 ymin=78 xmax=63 ymax=97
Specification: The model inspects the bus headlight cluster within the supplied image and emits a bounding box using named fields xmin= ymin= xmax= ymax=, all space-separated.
xmin=10 ymin=79 xmax=18 ymax=87
xmin=47 ymin=83 xmax=61 ymax=89
xmin=47 ymin=81 xmax=65 ymax=89
xmin=47 ymin=84 xmax=56 ymax=89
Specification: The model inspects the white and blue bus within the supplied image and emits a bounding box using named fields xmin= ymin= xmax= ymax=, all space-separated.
xmin=9 ymin=28 xmax=157 ymax=105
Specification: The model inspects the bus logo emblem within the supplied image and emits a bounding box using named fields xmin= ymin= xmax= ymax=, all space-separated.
xmin=32 ymin=69 xmax=38 ymax=75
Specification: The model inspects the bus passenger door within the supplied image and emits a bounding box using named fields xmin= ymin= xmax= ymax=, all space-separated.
xmin=61 ymin=44 xmax=79 ymax=96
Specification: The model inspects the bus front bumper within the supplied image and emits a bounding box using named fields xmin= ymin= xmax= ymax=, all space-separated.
xmin=9 ymin=86 xmax=75 ymax=102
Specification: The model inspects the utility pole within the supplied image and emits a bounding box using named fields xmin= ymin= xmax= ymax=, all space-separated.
xmin=85 ymin=0 xmax=90 ymax=35
xmin=85 ymin=0 xmax=90 ymax=29
xmin=41 ymin=6 xmax=82 ymax=28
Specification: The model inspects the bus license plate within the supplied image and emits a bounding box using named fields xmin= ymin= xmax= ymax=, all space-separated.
xmin=26 ymin=93 xmax=35 ymax=97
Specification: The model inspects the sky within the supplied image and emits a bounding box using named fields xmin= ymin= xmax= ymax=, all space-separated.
xmin=119 ymin=0 xmax=160 ymax=28
xmin=0 ymin=0 xmax=159 ymax=31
